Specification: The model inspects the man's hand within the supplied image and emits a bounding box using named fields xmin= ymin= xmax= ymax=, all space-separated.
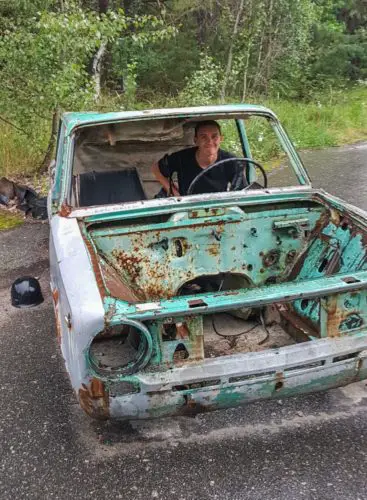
xmin=171 ymin=183 xmax=180 ymax=196
xmin=152 ymin=162 xmax=180 ymax=196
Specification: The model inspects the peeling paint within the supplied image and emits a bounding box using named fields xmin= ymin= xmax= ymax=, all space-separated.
xmin=78 ymin=378 xmax=109 ymax=420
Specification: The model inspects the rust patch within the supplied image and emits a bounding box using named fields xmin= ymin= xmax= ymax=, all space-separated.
xmin=285 ymin=250 xmax=297 ymax=265
xmin=58 ymin=202 xmax=72 ymax=217
xmin=51 ymin=288 xmax=62 ymax=344
xmin=274 ymin=371 xmax=284 ymax=391
xmin=78 ymin=378 xmax=109 ymax=420
xmin=207 ymin=243 xmax=220 ymax=256
xmin=176 ymin=395 xmax=212 ymax=417
xmin=101 ymin=259 xmax=140 ymax=303
xmin=114 ymin=250 xmax=145 ymax=281
xmin=323 ymin=295 xmax=342 ymax=338
xmin=82 ymin=237 xmax=106 ymax=298
xmin=329 ymin=208 xmax=341 ymax=226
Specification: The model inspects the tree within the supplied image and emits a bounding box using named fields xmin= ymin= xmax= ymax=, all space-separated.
xmin=0 ymin=3 xmax=175 ymax=169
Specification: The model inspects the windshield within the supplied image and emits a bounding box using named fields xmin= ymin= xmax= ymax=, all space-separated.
xmin=70 ymin=114 xmax=308 ymax=207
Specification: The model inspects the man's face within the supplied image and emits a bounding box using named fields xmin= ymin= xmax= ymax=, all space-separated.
xmin=194 ymin=124 xmax=222 ymax=156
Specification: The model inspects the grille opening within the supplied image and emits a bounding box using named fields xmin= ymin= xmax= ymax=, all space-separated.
xmin=333 ymin=352 xmax=360 ymax=363
xmin=284 ymin=360 xmax=325 ymax=372
xmin=229 ymin=372 xmax=275 ymax=383
xmin=172 ymin=379 xmax=221 ymax=391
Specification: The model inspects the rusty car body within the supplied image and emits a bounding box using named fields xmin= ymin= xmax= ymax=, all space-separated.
xmin=48 ymin=104 xmax=367 ymax=420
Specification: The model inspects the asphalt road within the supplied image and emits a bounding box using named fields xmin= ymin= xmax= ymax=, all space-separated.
xmin=1 ymin=143 xmax=367 ymax=500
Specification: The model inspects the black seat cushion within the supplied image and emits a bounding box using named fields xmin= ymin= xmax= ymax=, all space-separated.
xmin=78 ymin=168 xmax=146 ymax=206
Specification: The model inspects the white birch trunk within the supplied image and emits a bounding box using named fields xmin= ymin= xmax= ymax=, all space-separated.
xmin=92 ymin=42 xmax=107 ymax=102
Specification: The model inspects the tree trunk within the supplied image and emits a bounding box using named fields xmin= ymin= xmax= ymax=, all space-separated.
xmin=241 ymin=0 xmax=254 ymax=101
xmin=220 ymin=0 xmax=245 ymax=101
xmin=39 ymin=110 xmax=58 ymax=174
xmin=92 ymin=42 xmax=107 ymax=102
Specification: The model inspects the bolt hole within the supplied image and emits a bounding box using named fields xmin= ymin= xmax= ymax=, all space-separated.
xmin=175 ymin=239 xmax=183 ymax=257
xmin=300 ymin=298 xmax=309 ymax=310
xmin=318 ymin=257 xmax=329 ymax=273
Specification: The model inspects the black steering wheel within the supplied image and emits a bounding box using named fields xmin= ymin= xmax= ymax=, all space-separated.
xmin=187 ymin=157 xmax=268 ymax=195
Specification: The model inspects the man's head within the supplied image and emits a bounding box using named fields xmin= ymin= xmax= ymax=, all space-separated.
xmin=194 ymin=120 xmax=223 ymax=157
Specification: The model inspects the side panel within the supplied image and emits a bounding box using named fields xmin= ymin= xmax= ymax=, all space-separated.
xmin=50 ymin=215 xmax=107 ymax=417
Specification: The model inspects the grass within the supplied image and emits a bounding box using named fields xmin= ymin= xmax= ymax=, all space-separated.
xmin=0 ymin=86 xmax=366 ymax=179
xmin=263 ymin=87 xmax=367 ymax=150
xmin=0 ymin=211 xmax=24 ymax=231
xmin=0 ymin=120 xmax=50 ymax=178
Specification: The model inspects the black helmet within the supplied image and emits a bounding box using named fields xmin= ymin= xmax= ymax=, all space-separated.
xmin=11 ymin=276 xmax=44 ymax=308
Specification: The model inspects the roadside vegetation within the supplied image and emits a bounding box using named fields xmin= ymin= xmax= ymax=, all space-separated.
xmin=0 ymin=0 xmax=366 ymax=179
xmin=0 ymin=210 xmax=24 ymax=231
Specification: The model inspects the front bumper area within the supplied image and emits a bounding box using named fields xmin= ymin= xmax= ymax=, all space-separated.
xmin=106 ymin=333 xmax=367 ymax=420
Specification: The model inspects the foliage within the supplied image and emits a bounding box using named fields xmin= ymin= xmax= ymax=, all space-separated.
xmin=0 ymin=0 xmax=366 ymax=175
xmin=178 ymin=53 xmax=222 ymax=105
xmin=0 ymin=4 xmax=175 ymax=126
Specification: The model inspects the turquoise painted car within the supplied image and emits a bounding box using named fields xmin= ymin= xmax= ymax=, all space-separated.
xmin=48 ymin=105 xmax=367 ymax=420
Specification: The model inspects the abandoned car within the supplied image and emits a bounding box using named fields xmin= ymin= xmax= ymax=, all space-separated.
xmin=48 ymin=104 xmax=367 ymax=420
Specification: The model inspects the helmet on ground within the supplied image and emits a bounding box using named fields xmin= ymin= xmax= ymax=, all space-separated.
xmin=11 ymin=276 xmax=44 ymax=308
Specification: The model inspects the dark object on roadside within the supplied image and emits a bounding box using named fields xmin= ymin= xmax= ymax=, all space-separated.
xmin=0 ymin=177 xmax=47 ymax=219
xmin=15 ymin=184 xmax=48 ymax=220
xmin=0 ymin=177 xmax=16 ymax=200
xmin=11 ymin=276 xmax=44 ymax=308
xmin=0 ymin=193 xmax=9 ymax=206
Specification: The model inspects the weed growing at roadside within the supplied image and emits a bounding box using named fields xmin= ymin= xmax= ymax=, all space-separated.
xmin=0 ymin=211 xmax=23 ymax=231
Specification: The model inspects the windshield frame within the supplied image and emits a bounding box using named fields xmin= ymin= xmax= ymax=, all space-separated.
xmin=58 ymin=108 xmax=312 ymax=212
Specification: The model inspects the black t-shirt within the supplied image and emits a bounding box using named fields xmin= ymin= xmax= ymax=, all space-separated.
xmin=158 ymin=147 xmax=246 ymax=195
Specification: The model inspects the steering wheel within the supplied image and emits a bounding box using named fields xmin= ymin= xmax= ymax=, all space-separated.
xmin=187 ymin=157 xmax=268 ymax=195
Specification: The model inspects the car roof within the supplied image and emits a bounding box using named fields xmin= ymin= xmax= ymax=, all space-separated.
xmin=61 ymin=104 xmax=277 ymax=135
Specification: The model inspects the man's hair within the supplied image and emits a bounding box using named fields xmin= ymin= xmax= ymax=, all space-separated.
xmin=194 ymin=120 xmax=221 ymax=137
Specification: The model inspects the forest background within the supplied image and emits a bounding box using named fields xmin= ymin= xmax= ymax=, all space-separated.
xmin=0 ymin=0 xmax=366 ymax=178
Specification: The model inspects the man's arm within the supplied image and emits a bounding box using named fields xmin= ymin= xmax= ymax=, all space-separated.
xmin=151 ymin=161 xmax=180 ymax=196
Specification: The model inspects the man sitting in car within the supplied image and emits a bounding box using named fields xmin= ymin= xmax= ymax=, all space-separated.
xmin=151 ymin=120 xmax=245 ymax=196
